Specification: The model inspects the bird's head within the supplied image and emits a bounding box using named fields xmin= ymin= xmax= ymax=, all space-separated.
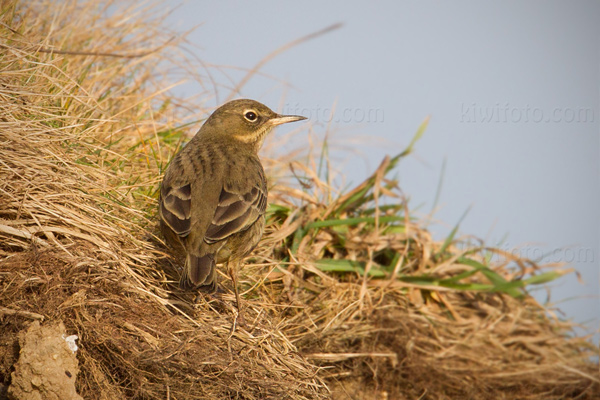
xmin=201 ymin=99 xmax=306 ymax=151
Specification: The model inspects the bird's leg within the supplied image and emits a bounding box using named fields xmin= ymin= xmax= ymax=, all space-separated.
xmin=227 ymin=261 xmax=246 ymax=327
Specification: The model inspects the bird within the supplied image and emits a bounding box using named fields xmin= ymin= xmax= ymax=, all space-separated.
xmin=159 ymin=99 xmax=306 ymax=317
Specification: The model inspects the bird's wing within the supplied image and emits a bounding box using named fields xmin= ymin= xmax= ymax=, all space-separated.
xmin=204 ymin=179 xmax=267 ymax=244
xmin=159 ymin=182 xmax=193 ymax=238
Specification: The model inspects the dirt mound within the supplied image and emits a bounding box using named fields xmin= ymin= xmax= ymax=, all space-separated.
xmin=8 ymin=320 xmax=82 ymax=400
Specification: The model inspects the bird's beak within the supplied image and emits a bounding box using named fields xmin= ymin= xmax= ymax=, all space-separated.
xmin=269 ymin=114 xmax=307 ymax=126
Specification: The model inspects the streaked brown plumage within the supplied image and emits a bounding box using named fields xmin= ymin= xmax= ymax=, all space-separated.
xmin=159 ymin=99 xmax=305 ymax=311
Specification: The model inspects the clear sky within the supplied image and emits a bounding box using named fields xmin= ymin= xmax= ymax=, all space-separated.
xmin=161 ymin=0 xmax=599 ymax=337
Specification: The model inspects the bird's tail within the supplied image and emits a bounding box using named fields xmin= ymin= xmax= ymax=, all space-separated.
xmin=179 ymin=253 xmax=217 ymax=292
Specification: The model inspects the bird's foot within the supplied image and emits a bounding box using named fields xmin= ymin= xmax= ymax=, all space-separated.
xmin=234 ymin=309 xmax=247 ymax=328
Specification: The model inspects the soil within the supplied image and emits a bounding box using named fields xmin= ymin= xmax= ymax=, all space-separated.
xmin=7 ymin=321 xmax=82 ymax=400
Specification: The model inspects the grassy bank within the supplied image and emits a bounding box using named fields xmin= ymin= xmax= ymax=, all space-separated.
xmin=0 ymin=1 xmax=597 ymax=399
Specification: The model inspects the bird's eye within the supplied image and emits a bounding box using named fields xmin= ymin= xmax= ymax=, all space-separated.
xmin=244 ymin=110 xmax=258 ymax=122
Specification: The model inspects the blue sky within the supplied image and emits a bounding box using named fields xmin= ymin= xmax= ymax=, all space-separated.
xmin=162 ymin=0 xmax=599 ymax=336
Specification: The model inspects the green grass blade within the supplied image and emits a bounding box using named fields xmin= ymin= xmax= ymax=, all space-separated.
xmin=306 ymin=215 xmax=405 ymax=229
xmin=315 ymin=259 xmax=386 ymax=278
xmin=435 ymin=205 xmax=471 ymax=259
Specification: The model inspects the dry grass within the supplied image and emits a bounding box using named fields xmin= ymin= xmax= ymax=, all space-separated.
xmin=0 ymin=1 xmax=598 ymax=399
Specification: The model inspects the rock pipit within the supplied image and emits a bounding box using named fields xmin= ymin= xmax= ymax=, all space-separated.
xmin=159 ymin=99 xmax=306 ymax=318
